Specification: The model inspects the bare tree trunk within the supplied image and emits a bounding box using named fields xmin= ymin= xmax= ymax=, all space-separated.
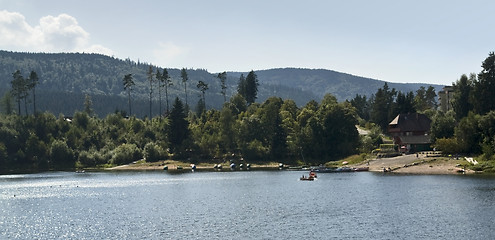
xmin=128 ymin=90 xmax=132 ymax=116
xmin=165 ymin=86 xmax=169 ymax=114
xmin=32 ymin=88 xmax=36 ymax=114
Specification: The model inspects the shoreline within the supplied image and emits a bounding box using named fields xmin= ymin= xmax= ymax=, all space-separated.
xmin=104 ymin=160 xmax=281 ymax=171
xmin=104 ymin=155 xmax=479 ymax=175
xmin=352 ymin=154 xmax=476 ymax=175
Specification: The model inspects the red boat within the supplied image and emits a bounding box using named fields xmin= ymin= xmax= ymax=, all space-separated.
xmin=300 ymin=176 xmax=315 ymax=181
xmin=300 ymin=171 xmax=317 ymax=181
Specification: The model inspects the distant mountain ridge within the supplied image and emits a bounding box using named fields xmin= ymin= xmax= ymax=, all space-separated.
xmin=230 ymin=68 xmax=444 ymax=101
xmin=0 ymin=50 xmax=443 ymax=117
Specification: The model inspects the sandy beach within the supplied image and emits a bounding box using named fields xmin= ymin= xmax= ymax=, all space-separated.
xmin=353 ymin=153 xmax=472 ymax=174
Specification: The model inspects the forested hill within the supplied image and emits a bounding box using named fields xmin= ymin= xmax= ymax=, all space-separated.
xmin=229 ymin=68 xmax=444 ymax=101
xmin=0 ymin=50 xmax=442 ymax=117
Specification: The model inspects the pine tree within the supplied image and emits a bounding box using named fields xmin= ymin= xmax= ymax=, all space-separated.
xmin=217 ymin=71 xmax=227 ymax=103
xmin=156 ymin=69 xmax=163 ymax=116
xmin=123 ymin=73 xmax=134 ymax=116
xmin=244 ymin=70 xmax=259 ymax=105
xmin=181 ymin=68 xmax=189 ymax=109
xmin=473 ymin=52 xmax=495 ymax=114
xmin=147 ymin=66 xmax=154 ymax=118
xmin=237 ymin=74 xmax=246 ymax=98
xmin=28 ymin=71 xmax=39 ymax=114
xmin=425 ymin=86 xmax=437 ymax=110
xmin=84 ymin=94 xmax=93 ymax=116
xmin=197 ymin=80 xmax=208 ymax=110
xmin=11 ymin=70 xmax=26 ymax=115
xmin=169 ymin=97 xmax=189 ymax=153
xmin=370 ymin=83 xmax=396 ymax=131
xmin=162 ymin=68 xmax=173 ymax=114
xmin=452 ymin=74 xmax=474 ymax=120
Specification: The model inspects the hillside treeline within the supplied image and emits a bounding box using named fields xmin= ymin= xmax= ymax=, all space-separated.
xmin=1 ymin=51 xmax=495 ymax=173
xmin=0 ymin=93 xmax=361 ymax=173
xmin=349 ymin=52 xmax=495 ymax=171
xmin=0 ymin=51 xmax=317 ymax=116
xmin=0 ymin=67 xmax=440 ymax=173
xmin=429 ymin=52 xmax=495 ymax=168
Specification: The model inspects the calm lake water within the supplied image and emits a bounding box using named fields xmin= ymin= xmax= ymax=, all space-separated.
xmin=1 ymin=170 xmax=495 ymax=239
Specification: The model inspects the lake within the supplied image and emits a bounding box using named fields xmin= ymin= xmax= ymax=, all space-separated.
xmin=1 ymin=170 xmax=495 ymax=239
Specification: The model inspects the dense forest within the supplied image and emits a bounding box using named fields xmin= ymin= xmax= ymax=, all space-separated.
xmin=0 ymin=93 xmax=362 ymax=173
xmin=228 ymin=68 xmax=442 ymax=101
xmin=1 ymin=51 xmax=495 ymax=173
xmin=349 ymin=52 xmax=495 ymax=172
xmin=0 ymin=51 xmax=441 ymax=117
xmin=0 ymin=67 xmax=438 ymax=173
xmin=430 ymin=52 xmax=495 ymax=162
xmin=0 ymin=51 xmax=314 ymax=117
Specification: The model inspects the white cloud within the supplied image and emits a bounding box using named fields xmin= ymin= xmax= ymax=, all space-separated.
xmin=38 ymin=14 xmax=89 ymax=51
xmin=151 ymin=41 xmax=188 ymax=66
xmin=81 ymin=44 xmax=114 ymax=56
xmin=0 ymin=10 xmax=38 ymax=48
xmin=0 ymin=10 xmax=112 ymax=55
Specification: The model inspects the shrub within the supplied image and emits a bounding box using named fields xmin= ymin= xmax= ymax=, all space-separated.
xmin=93 ymin=150 xmax=109 ymax=165
xmin=50 ymin=140 xmax=74 ymax=168
xmin=111 ymin=143 xmax=142 ymax=165
xmin=77 ymin=150 xmax=95 ymax=167
xmin=433 ymin=138 xmax=461 ymax=154
xmin=73 ymin=111 xmax=89 ymax=129
xmin=242 ymin=140 xmax=269 ymax=162
xmin=143 ymin=142 xmax=165 ymax=162
xmin=0 ymin=142 xmax=7 ymax=166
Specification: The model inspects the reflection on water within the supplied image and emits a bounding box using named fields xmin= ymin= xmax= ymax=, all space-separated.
xmin=1 ymin=171 xmax=495 ymax=239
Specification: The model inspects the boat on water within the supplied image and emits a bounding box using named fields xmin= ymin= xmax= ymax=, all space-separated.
xmin=300 ymin=176 xmax=314 ymax=181
xmin=300 ymin=171 xmax=317 ymax=181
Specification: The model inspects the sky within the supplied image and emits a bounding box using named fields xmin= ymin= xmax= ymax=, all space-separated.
xmin=0 ymin=0 xmax=494 ymax=86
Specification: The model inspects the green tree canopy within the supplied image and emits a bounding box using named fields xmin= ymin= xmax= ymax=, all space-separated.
xmin=147 ymin=66 xmax=154 ymax=117
xmin=452 ymin=74 xmax=474 ymax=120
xmin=0 ymin=92 xmax=14 ymax=115
xmin=370 ymin=83 xmax=396 ymax=131
xmin=169 ymin=97 xmax=189 ymax=154
xmin=394 ymin=91 xmax=416 ymax=115
xmin=181 ymin=68 xmax=189 ymax=107
xmin=244 ymin=70 xmax=259 ymax=105
xmin=430 ymin=110 xmax=456 ymax=140
xmin=349 ymin=94 xmax=370 ymax=121
xmin=123 ymin=73 xmax=134 ymax=115
xmin=217 ymin=71 xmax=227 ymax=103
xmin=473 ymin=52 xmax=495 ymax=115
xmin=28 ymin=71 xmax=39 ymax=114
xmin=11 ymin=70 xmax=27 ymax=115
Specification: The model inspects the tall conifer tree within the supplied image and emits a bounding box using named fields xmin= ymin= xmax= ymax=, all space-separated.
xmin=147 ymin=66 xmax=154 ymax=117
xmin=217 ymin=71 xmax=227 ymax=103
xmin=181 ymin=68 xmax=189 ymax=109
xmin=169 ymin=97 xmax=189 ymax=153
xmin=28 ymin=71 xmax=39 ymax=114
xmin=123 ymin=73 xmax=134 ymax=116
xmin=244 ymin=70 xmax=259 ymax=105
